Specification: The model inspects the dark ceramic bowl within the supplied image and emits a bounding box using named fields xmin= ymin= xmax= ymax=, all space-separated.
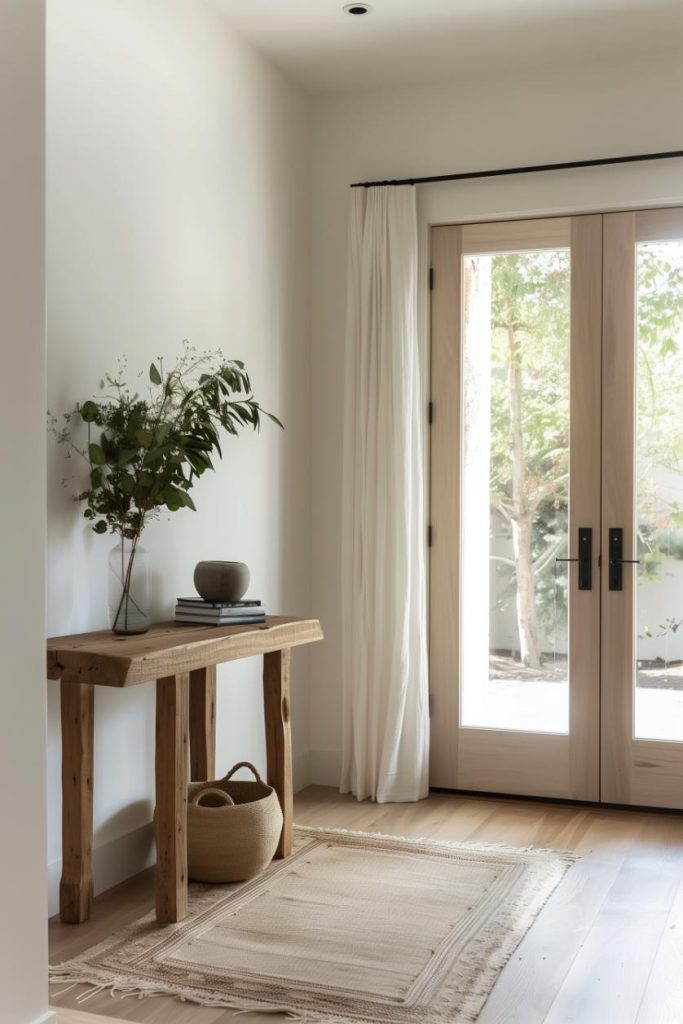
xmin=193 ymin=561 xmax=250 ymax=603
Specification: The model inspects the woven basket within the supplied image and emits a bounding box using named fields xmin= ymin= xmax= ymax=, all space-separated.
xmin=187 ymin=761 xmax=283 ymax=883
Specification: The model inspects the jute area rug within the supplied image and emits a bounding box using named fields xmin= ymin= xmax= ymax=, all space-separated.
xmin=50 ymin=825 xmax=576 ymax=1023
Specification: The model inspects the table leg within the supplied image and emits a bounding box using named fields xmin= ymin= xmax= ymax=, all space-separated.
xmin=189 ymin=665 xmax=216 ymax=781
xmin=60 ymin=680 xmax=94 ymax=924
xmin=263 ymin=648 xmax=292 ymax=858
xmin=155 ymin=673 xmax=189 ymax=924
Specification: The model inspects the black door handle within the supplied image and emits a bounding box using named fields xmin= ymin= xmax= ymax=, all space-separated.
xmin=556 ymin=527 xmax=592 ymax=590
xmin=609 ymin=527 xmax=640 ymax=591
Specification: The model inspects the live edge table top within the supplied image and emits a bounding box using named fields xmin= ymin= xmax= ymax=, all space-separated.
xmin=47 ymin=615 xmax=323 ymax=687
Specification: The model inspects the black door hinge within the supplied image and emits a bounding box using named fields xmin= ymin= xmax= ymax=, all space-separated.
xmin=427 ymin=524 xmax=433 ymax=547
xmin=429 ymin=267 xmax=435 ymax=291
xmin=428 ymin=400 xmax=433 ymax=425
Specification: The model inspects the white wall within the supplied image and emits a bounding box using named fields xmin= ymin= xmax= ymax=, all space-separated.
xmin=310 ymin=52 xmax=683 ymax=785
xmin=46 ymin=0 xmax=312 ymax=914
xmin=0 ymin=3 xmax=50 ymax=1022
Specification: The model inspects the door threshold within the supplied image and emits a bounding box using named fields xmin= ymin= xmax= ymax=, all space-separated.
xmin=429 ymin=786 xmax=683 ymax=815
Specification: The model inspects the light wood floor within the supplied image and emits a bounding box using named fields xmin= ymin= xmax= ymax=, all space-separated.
xmin=50 ymin=785 xmax=683 ymax=1024
xmin=55 ymin=1012 xmax=122 ymax=1024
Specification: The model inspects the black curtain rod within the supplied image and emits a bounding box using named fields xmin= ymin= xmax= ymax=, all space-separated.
xmin=350 ymin=149 xmax=683 ymax=189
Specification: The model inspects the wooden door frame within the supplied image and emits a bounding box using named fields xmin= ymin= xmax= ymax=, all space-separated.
xmin=429 ymin=215 xmax=602 ymax=799
xmin=601 ymin=206 xmax=683 ymax=808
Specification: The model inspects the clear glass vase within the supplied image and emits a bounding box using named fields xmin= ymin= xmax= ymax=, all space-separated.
xmin=108 ymin=538 xmax=151 ymax=635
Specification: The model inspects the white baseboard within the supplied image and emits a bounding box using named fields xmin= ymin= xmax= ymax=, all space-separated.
xmin=31 ymin=1012 xmax=56 ymax=1024
xmin=310 ymin=748 xmax=342 ymax=788
xmin=48 ymin=821 xmax=155 ymax=918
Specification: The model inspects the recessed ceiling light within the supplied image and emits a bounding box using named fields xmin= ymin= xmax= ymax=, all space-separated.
xmin=344 ymin=3 xmax=372 ymax=14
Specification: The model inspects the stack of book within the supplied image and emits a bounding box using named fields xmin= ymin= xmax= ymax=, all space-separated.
xmin=175 ymin=598 xmax=266 ymax=626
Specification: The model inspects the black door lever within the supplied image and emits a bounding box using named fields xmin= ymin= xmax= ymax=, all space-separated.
xmin=556 ymin=527 xmax=592 ymax=590
xmin=608 ymin=527 xmax=640 ymax=591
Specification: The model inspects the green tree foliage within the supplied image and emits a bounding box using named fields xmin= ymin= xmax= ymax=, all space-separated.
xmin=636 ymin=242 xmax=683 ymax=581
xmin=488 ymin=250 xmax=570 ymax=668
xmin=488 ymin=240 xmax=683 ymax=665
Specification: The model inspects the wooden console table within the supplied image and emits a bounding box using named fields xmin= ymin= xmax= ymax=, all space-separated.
xmin=47 ymin=616 xmax=323 ymax=925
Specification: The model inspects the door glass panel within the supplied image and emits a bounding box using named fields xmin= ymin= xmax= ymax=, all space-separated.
xmin=460 ymin=249 xmax=571 ymax=733
xmin=635 ymin=239 xmax=683 ymax=741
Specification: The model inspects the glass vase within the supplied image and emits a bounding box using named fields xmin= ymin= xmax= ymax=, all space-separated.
xmin=108 ymin=538 xmax=151 ymax=635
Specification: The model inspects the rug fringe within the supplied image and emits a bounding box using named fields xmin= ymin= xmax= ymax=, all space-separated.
xmin=295 ymin=822 xmax=579 ymax=861
xmin=48 ymin=982 xmax=77 ymax=1000
xmin=50 ymin=968 xmax=324 ymax=1018
xmin=50 ymin=965 xmax=379 ymax=1021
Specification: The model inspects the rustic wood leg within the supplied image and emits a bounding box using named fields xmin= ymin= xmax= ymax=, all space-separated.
xmin=263 ymin=648 xmax=292 ymax=858
xmin=60 ymin=680 xmax=95 ymax=924
xmin=189 ymin=665 xmax=216 ymax=781
xmin=155 ymin=673 xmax=189 ymax=924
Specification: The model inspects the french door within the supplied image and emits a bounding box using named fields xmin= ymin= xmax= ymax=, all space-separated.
xmin=430 ymin=207 xmax=683 ymax=808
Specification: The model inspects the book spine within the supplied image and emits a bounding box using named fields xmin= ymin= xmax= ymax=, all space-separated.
xmin=175 ymin=617 xmax=266 ymax=626
xmin=174 ymin=606 xmax=266 ymax=614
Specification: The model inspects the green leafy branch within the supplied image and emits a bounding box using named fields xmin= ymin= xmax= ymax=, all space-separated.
xmin=48 ymin=342 xmax=283 ymax=542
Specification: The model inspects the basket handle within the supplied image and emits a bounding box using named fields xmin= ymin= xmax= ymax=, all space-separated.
xmin=191 ymin=786 xmax=235 ymax=808
xmin=222 ymin=760 xmax=264 ymax=784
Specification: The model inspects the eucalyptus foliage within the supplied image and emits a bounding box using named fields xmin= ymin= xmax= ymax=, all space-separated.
xmin=50 ymin=343 xmax=282 ymax=541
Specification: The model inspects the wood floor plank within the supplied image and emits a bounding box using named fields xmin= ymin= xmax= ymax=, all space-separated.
xmin=635 ymin=823 xmax=683 ymax=1024
xmin=54 ymin=1010 xmax=132 ymax=1024
xmin=48 ymin=788 xmax=683 ymax=1024
xmin=478 ymin=811 xmax=642 ymax=1024
xmin=542 ymin=815 xmax=683 ymax=1024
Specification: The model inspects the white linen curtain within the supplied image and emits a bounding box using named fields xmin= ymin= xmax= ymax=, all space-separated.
xmin=341 ymin=185 xmax=430 ymax=803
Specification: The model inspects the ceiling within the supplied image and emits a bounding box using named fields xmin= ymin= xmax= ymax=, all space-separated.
xmin=210 ymin=0 xmax=683 ymax=94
